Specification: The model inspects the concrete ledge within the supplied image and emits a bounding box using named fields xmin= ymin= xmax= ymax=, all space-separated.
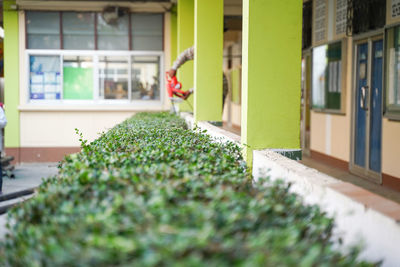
xmin=182 ymin=112 xmax=400 ymax=266
xmin=181 ymin=112 xmax=241 ymax=144
xmin=253 ymin=149 xmax=400 ymax=267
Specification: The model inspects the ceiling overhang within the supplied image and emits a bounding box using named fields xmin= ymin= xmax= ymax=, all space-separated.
xmin=15 ymin=0 xmax=174 ymax=12
xmin=14 ymin=0 xmax=241 ymax=15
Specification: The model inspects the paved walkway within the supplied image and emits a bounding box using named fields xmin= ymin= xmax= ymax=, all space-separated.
xmin=0 ymin=163 xmax=59 ymax=239
xmin=2 ymin=163 xmax=58 ymax=195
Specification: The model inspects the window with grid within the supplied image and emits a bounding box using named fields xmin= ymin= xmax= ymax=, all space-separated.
xmin=26 ymin=11 xmax=164 ymax=102
xmin=312 ymin=41 xmax=342 ymax=110
xmin=385 ymin=26 xmax=400 ymax=120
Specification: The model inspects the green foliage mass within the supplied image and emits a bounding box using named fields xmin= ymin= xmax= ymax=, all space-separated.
xmin=0 ymin=112 xmax=375 ymax=266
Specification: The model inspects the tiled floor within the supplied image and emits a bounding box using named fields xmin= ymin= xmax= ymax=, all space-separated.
xmin=222 ymin=123 xmax=241 ymax=136
xmin=300 ymin=156 xmax=400 ymax=221
xmin=301 ymin=156 xmax=400 ymax=204
xmin=328 ymin=182 xmax=400 ymax=220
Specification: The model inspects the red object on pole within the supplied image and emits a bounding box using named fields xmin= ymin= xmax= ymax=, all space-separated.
xmin=166 ymin=73 xmax=191 ymax=100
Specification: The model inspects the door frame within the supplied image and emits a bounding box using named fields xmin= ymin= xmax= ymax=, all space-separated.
xmin=301 ymin=49 xmax=312 ymax=156
xmin=350 ymin=33 xmax=384 ymax=184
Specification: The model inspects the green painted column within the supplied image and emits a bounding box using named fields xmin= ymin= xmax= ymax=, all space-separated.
xmin=241 ymin=0 xmax=302 ymax=164
xmin=170 ymin=5 xmax=178 ymax=68
xmin=176 ymin=0 xmax=194 ymax=112
xmin=3 ymin=0 xmax=20 ymax=148
xmin=194 ymin=0 xmax=223 ymax=122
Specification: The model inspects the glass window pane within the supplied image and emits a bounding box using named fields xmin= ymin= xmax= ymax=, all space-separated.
xmin=99 ymin=56 xmax=129 ymax=99
xmin=63 ymin=56 xmax=93 ymax=100
xmin=97 ymin=13 xmax=129 ymax=50
xmin=62 ymin=12 xmax=95 ymax=50
xmin=312 ymin=45 xmax=327 ymax=108
xmin=26 ymin=11 xmax=60 ymax=49
xmin=387 ymin=26 xmax=400 ymax=107
xmin=131 ymin=14 xmax=163 ymax=51
xmin=131 ymin=56 xmax=160 ymax=100
xmin=326 ymin=42 xmax=341 ymax=110
xmin=29 ymin=55 xmax=61 ymax=100
xmin=63 ymin=35 xmax=95 ymax=50
xmin=312 ymin=42 xmax=342 ymax=110
xmin=27 ymin=35 xmax=61 ymax=50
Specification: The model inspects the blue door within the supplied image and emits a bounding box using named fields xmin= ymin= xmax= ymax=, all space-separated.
xmin=369 ymin=40 xmax=383 ymax=173
xmin=354 ymin=43 xmax=368 ymax=168
xmin=354 ymin=40 xmax=383 ymax=176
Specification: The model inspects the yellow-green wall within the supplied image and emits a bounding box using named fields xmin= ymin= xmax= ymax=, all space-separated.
xmin=3 ymin=0 xmax=20 ymax=148
xmin=241 ymin=0 xmax=302 ymax=163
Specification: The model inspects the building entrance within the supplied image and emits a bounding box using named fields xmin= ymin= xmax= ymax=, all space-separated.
xmin=352 ymin=37 xmax=383 ymax=183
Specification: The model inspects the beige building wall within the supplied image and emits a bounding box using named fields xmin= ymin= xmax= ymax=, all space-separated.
xmin=382 ymin=0 xmax=400 ymax=180
xmin=310 ymin=111 xmax=326 ymax=154
xmin=382 ymin=118 xmax=400 ymax=178
xmin=222 ymin=32 xmax=241 ymax=128
xmin=330 ymin=114 xmax=350 ymax=161
xmin=17 ymin=8 xmax=171 ymax=149
xmin=223 ymin=102 xmax=241 ymax=127
xmin=20 ymin=111 xmax=134 ymax=147
xmin=163 ymin=12 xmax=173 ymax=111
xmin=326 ymin=37 xmax=353 ymax=162
xmin=230 ymin=103 xmax=241 ymax=127
xmin=310 ymin=37 xmax=352 ymax=162
xmin=308 ymin=18 xmax=400 ymax=180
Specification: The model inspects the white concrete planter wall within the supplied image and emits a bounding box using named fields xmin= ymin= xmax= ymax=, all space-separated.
xmin=182 ymin=113 xmax=400 ymax=267
xmin=253 ymin=150 xmax=400 ymax=267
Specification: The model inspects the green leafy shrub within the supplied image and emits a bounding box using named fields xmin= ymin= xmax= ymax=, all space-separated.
xmin=0 ymin=112 xmax=374 ymax=266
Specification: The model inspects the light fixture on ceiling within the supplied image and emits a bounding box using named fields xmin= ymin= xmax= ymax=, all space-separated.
xmin=101 ymin=6 xmax=129 ymax=25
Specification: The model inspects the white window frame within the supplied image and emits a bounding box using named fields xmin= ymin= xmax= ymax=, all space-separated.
xmin=311 ymin=40 xmax=346 ymax=114
xmin=384 ymin=25 xmax=400 ymax=121
xmin=25 ymin=49 xmax=165 ymax=107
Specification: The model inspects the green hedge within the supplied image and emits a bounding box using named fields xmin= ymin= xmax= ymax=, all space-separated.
xmin=0 ymin=112 xmax=373 ymax=266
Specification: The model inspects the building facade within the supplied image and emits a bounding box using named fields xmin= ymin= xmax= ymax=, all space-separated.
xmin=4 ymin=0 xmax=174 ymax=162
xmin=220 ymin=0 xmax=400 ymax=191
xmin=301 ymin=0 xmax=400 ymax=190
xmin=5 ymin=0 xmax=398 ymax=191
xmin=16 ymin=0 xmax=400 ymax=189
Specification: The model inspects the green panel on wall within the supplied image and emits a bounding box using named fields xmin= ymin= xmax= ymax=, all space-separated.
xmin=326 ymin=92 xmax=341 ymax=109
xmin=63 ymin=67 xmax=93 ymax=100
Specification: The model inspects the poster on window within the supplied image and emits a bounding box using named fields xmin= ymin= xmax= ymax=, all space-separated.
xmin=392 ymin=0 xmax=400 ymax=18
xmin=44 ymin=72 xmax=56 ymax=84
xmin=29 ymin=55 xmax=61 ymax=100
